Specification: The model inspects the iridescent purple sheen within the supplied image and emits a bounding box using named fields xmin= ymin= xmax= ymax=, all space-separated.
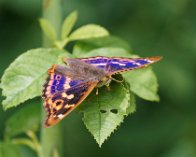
xmin=49 ymin=74 xmax=66 ymax=94
xmin=69 ymin=80 xmax=83 ymax=87
xmin=48 ymin=57 xmax=152 ymax=95
xmin=80 ymin=57 xmax=151 ymax=73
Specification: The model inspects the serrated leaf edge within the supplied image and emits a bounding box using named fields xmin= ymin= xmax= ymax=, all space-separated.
xmin=82 ymin=83 xmax=131 ymax=147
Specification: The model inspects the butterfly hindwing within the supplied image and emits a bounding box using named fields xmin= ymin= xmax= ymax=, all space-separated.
xmin=44 ymin=81 xmax=97 ymax=127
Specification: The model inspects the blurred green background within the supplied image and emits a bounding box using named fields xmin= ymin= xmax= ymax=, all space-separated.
xmin=0 ymin=0 xmax=196 ymax=157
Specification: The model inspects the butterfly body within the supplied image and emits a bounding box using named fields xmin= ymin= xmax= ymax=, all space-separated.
xmin=42 ymin=56 xmax=161 ymax=127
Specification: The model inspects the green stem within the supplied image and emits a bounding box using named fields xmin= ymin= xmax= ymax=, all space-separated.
xmin=12 ymin=131 xmax=44 ymax=157
xmin=42 ymin=0 xmax=62 ymax=47
xmin=41 ymin=0 xmax=63 ymax=157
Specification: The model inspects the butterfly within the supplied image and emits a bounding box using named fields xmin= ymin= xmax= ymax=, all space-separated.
xmin=42 ymin=56 xmax=162 ymax=127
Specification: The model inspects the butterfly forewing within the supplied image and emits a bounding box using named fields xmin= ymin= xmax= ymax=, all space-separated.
xmin=42 ymin=64 xmax=88 ymax=99
xmin=42 ymin=72 xmax=66 ymax=99
xmin=77 ymin=56 xmax=161 ymax=74
xmin=42 ymin=64 xmax=98 ymax=127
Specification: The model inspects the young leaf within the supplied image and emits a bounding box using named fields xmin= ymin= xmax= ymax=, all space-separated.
xmin=39 ymin=18 xmax=57 ymax=42
xmin=79 ymin=82 xmax=130 ymax=147
xmin=0 ymin=142 xmax=21 ymax=157
xmin=1 ymin=48 xmax=68 ymax=110
xmin=69 ymin=24 xmax=109 ymax=41
xmin=73 ymin=36 xmax=132 ymax=56
xmin=5 ymin=101 xmax=41 ymax=138
xmin=123 ymin=67 xmax=160 ymax=101
xmin=61 ymin=10 xmax=78 ymax=39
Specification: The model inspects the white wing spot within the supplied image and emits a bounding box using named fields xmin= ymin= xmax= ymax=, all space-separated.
xmin=57 ymin=114 xmax=64 ymax=119
xmin=132 ymin=62 xmax=141 ymax=66
xmin=112 ymin=61 xmax=126 ymax=66
xmin=67 ymin=94 xmax=74 ymax=99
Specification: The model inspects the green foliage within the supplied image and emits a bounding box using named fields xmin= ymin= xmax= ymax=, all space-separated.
xmin=61 ymin=10 xmax=78 ymax=39
xmin=75 ymin=47 xmax=130 ymax=58
xmin=40 ymin=10 xmax=109 ymax=49
xmin=5 ymin=102 xmax=41 ymax=138
xmin=1 ymin=48 xmax=66 ymax=110
xmin=73 ymin=36 xmax=131 ymax=56
xmin=1 ymin=0 xmax=196 ymax=156
xmin=12 ymin=131 xmax=44 ymax=157
xmin=68 ymin=24 xmax=109 ymax=41
xmin=0 ymin=10 xmax=160 ymax=149
xmin=74 ymin=44 xmax=159 ymax=146
xmin=123 ymin=67 xmax=159 ymax=101
xmin=79 ymin=82 xmax=132 ymax=147
xmin=39 ymin=19 xmax=57 ymax=42
xmin=125 ymin=83 xmax=136 ymax=114
xmin=0 ymin=142 xmax=21 ymax=157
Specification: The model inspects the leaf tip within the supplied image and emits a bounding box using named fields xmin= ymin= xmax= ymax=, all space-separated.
xmin=71 ymin=10 xmax=78 ymax=16
xmin=39 ymin=18 xmax=57 ymax=42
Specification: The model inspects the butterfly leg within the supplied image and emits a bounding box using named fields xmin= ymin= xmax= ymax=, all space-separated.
xmin=96 ymin=88 xmax=99 ymax=95
xmin=106 ymin=84 xmax=111 ymax=91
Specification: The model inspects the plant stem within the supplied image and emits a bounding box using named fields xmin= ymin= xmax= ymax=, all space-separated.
xmin=42 ymin=0 xmax=62 ymax=47
xmin=41 ymin=0 xmax=63 ymax=157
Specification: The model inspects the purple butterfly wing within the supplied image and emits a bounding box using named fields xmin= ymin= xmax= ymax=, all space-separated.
xmin=77 ymin=56 xmax=162 ymax=74
xmin=42 ymin=64 xmax=98 ymax=127
xmin=42 ymin=65 xmax=84 ymax=99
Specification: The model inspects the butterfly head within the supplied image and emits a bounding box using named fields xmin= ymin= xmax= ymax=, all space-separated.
xmin=96 ymin=76 xmax=111 ymax=87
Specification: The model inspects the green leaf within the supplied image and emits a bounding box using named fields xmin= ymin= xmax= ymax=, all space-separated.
xmin=39 ymin=18 xmax=57 ymax=42
xmin=79 ymin=82 xmax=130 ymax=147
xmin=0 ymin=142 xmax=21 ymax=157
xmin=61 ymin=10 xmax=78 ymax=39
xmin=5 ymin=101 xmax=41 ymax=138
xmin=119 ymin=81 xmax=137 ymax=115
xmin=123 ymin=67 xmax=160 ymax=101
xmin=1 ymin=48 xmax=68 ymax=110
xmin=73 ymin=36 xmax=132 ymax=56
xmin=74 ymin=47 xmax=130 ymax=58
xmin=125 ymin=84 xmax=136 ymax=114
xmin=69 ymin=24 xmax=109 ymax=41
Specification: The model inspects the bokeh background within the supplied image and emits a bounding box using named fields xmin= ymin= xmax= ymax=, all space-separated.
xmin=0 ymin=0 xmax=196 ymax=157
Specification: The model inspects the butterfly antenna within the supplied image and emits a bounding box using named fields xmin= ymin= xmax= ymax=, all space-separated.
xmin=110 ymin=76 xmax=124 ymax=83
